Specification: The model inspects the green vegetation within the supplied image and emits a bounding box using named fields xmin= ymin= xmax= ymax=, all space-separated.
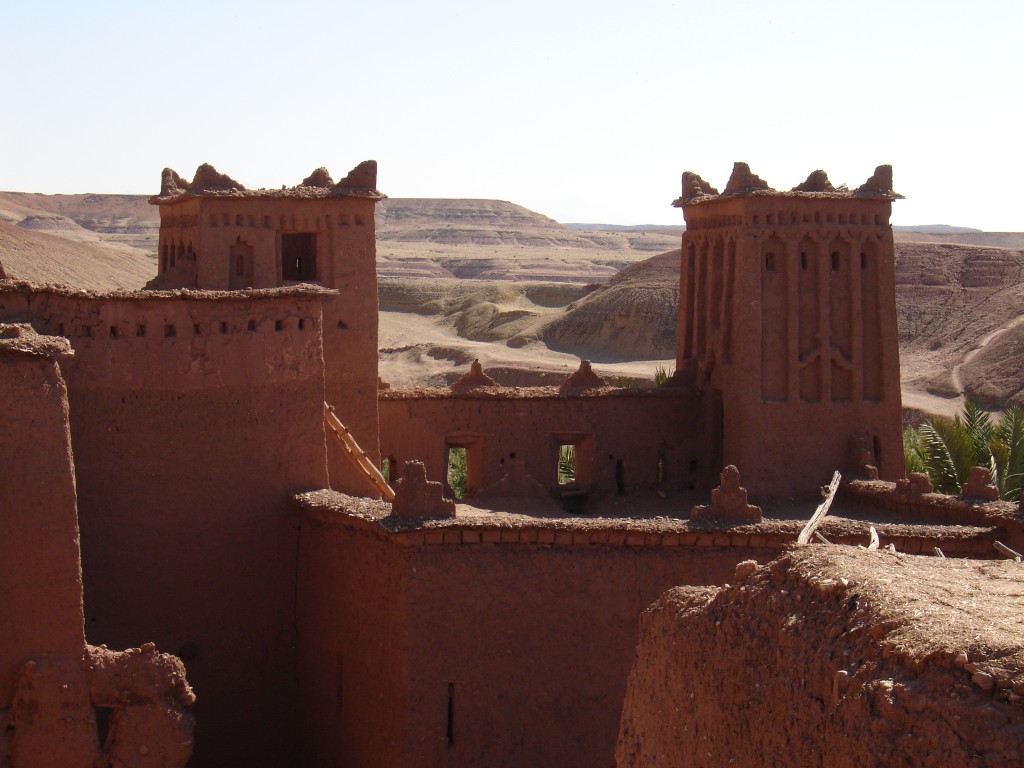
xmin=903 ymin=398 xmax=1024 ymax=501
xmin=654 ymin=366 xmax=674 ymax=387
xmin=558 ymin=444 xmax=576 ymax=485
xmin=447 ymin=447 xmax=467 ymax=499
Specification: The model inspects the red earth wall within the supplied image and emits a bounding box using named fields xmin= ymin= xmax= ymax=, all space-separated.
xmin=379 ymin=389 xmax=709 ymax=503
xmin=677 ymin=194 xmax=903 ymax=497
xmin=0 ymin=285 xmax=331 ymax=768
xmin=0 ymin=325 xmax=196 ymax=768
xmin=617 ymin=547 xmax=1024 ymax=767
xmin=156 ymin=193 xmax=383 ymax=496
xmin=0 ymin=328 xmax=85 ymax=713
xmin=294 ymin=493 xmax=763 ymax=768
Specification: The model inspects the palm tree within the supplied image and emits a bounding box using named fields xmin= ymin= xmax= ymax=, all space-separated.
xmin=904 ymin=398 xmax=1024 ymax=500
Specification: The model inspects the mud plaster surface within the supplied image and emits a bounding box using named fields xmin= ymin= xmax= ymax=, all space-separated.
xmin=618 ymin=546 xmax=1024 ymax=767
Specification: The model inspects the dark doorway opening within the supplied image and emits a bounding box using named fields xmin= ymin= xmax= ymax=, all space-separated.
xmin=282 ymin=232 xmax=317 ymax=281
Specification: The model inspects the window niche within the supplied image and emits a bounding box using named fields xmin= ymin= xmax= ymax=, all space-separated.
xmin=281 ymin=232 xmax=317 ymax=282
xmin=445 ymin=436 xmax=485 ymax=499
xmin=551 ymin=433 xmax=595 ymax=511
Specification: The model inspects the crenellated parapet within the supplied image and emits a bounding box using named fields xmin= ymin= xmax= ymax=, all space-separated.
xmin=152 ymin=160 xmax=385 ymax=203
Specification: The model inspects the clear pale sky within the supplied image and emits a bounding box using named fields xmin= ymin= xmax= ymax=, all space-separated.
xmin=2 ymin=0 xmax=1021 ymax=230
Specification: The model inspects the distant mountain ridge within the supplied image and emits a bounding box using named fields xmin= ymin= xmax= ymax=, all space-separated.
xmin=893 ymin=224 xmax=983 ymax=234
xmin=566 ymin=222 xmax=986 ymax=235
xmin=563 ymin=223 xmax=685 ymax=233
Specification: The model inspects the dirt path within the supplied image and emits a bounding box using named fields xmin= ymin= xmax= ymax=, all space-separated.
xmin=951 ymin=314 xmax=1024 ymax=402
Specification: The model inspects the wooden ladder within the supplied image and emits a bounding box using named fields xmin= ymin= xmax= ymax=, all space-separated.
xmin=323 ymin=402 xmax=395 ymax=502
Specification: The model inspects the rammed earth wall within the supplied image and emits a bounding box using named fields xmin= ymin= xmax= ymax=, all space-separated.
xmin=0 ymin=284 xmax=332 ymax=768
xmin=379 ymin=388 xmax=708 ymax=501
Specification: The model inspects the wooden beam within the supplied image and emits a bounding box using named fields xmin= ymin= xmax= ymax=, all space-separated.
xmin=994 ymin=540 xmax=1023 ymax=563
xmin=797 ymin=471 xmax=841 ymax=545
xmin=867 ymin=526 xmax=880 ymax=551
xmin=324 ymin=402 xmax=396 ymax=502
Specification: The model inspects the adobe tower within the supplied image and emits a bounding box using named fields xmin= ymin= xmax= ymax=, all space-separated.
xmin=148 ymin=161 xmax=386 ymax=494
xmin=673 ymin=163 xmax=903 ymax=498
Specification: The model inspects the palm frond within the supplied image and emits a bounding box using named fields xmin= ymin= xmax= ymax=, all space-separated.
xmin=903 ymin=427 xmax=928 ymax=475
xmin=962 ymin=397 xmax=995 ymax=462
xmin=919 ymin=417 xmax=974 ymax=494
xmin=993 ymin=406 xmax=1024 ymax=500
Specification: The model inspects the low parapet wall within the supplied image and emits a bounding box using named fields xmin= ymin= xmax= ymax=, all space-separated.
xmin=841 ymin=479 xmax=1024 ymax=552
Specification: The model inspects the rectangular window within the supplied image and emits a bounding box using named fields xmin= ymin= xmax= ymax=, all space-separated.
xmin=281 ymin=232 xmax=317 ymax=281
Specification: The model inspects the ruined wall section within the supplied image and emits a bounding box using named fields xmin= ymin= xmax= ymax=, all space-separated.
xmin=379 ymin=389 xmax=706 ymax=500
xmin=677 ymin=184 xmax=902 ymax=497
xmin=0 ymin=328 xmax=85 ymax=711
xmin=617 ymin=547 xmax=1024 ymax=768
xmin=0 ymin=325 xmax=195 ymax=768
xmin=0 ymin=284 xmax=331 ymax=768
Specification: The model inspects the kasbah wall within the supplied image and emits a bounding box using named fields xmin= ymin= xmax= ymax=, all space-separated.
xmin=0 ymin=282 xmax=331 ymax=767
xmin=1 ymin=160 xmax=1023 ymax=768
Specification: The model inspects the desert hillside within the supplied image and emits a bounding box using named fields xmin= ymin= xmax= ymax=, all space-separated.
xmin=896 ymin=241 xmax=1024 ymax=411
xmin=0 ymin=220 xmax=156 ymax=291
xmin=894 ymin=230 xmax=1024 ymax=249
xmin=2 ymin=190 xmax=1024 ymax=412
xmin=0 ymin=192 xmax=679 ymax=285
xmin=540 ymin=249 xmax=680 ymax=361
xmin=376 ymin=198 xmax=679 ymax=282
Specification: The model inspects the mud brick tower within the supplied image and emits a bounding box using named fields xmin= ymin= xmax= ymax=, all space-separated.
xmin=149 ymin=161 xmax=385 ymax=493
xmin=673 ymin=163 xmax=903 ymax=498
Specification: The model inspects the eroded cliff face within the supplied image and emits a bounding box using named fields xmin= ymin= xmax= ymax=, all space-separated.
xmin=617 ymin=547 xmax=1024 ymax=768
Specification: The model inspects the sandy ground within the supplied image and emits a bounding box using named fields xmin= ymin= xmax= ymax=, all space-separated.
xmin=379 ymin=309 xmax=673 ymax=388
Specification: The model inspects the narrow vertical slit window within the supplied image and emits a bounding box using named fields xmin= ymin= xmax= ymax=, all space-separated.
xmin=336 ymin=654 xmax=344 ymax=716
xmin=446 ymin=682 xmax=455 ymax=748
